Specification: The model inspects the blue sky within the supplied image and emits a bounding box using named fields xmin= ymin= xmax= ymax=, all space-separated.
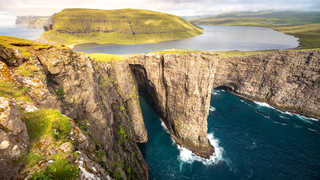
xmin=0 ymin=0 xmax=319 ymax=16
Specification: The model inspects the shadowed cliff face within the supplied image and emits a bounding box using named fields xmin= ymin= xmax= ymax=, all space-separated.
xmin=129 ymin=53 xmax=216 ymax=158
xmin=128 ymin=49 xmax=320 ymax=158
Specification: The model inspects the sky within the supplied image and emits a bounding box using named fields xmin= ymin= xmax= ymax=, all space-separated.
xmin=0 ymin=0 xmax=319 ymax=19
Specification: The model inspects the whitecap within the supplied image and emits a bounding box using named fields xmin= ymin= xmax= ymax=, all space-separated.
xmin=254 ymin=101 xmax=276 ymax=110
xmin=177 ymin=133 xmax=224 ymax=165
xmin=273 ymin=121 xmax=287 ymax=126
xmin=160 ymin=119 xmax=170 ymax=134
xmin=254 ymin=101 xmax=319 ymax=122
xmin=159 ymin=119 xmax=225 ymax=166
xmin=307 ymin=128 xmax=317 ymax=133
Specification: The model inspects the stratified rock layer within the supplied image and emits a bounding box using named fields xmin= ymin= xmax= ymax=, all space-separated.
xmin=214 ymin=50 xmax=320 ymax=118
xmin=129 ymin=53 xmax=216 ymax=158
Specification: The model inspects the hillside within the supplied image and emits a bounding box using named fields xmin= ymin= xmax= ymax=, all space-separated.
xmin=191 ymin=11 xmax=320 ymax=49
xmin=41 ymin=8 xmax=203 ymax=46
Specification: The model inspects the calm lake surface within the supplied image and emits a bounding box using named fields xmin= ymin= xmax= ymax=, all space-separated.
xmin=139 ymin=90 xmax=320 ymax=180
xmin=73 ymin=25 xmax=299 ymax=54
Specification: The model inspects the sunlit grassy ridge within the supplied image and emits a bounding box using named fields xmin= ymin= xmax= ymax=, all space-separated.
xmin=191 ymin=11 xmax=320 ymax=49
xmin=42 ymin=8 xmax=203 ymax=46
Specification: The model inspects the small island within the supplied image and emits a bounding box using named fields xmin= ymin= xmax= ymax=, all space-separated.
xmin=41 ymin=8 xmax=203 ymax=47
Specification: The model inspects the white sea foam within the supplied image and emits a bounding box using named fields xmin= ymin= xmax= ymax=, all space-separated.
xmin=254 ymin=101 xmax=276 ymax=110
xmin=177 ymin=133 xmax=224 ymax=165
xmin=254 ymin=101 xmax=319 ymax=122
xmin=159 ymin=119 xmax=224 ymax=165
xmin=209 ymin=106 xmax=216 ymax=112
xmin=160 ymin=119 xmax=170 ymax=134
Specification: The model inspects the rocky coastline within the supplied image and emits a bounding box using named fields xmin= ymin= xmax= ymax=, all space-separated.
xmin=0 ymin=37 xmax=319 ymax=179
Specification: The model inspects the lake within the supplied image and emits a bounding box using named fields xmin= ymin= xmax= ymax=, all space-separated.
xmin=73 ymin=25 xmax=299 ymax=54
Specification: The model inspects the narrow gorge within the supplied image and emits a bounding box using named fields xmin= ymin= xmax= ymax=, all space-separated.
xmin=0 ymin=37 xmax=319 ymax=179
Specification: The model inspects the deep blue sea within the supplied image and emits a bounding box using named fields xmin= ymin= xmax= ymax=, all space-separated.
xmin=139 ymin=90 xmax=320 ymax=180
xmin=0 ymin=25 xmax=43 ymax=40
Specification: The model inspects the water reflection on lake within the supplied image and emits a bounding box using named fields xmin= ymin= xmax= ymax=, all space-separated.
xmin=73 ymin=25 xmax=299 ymax=54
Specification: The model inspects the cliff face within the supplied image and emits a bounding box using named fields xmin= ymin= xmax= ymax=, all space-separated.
xmin=129 ymin=53 xmax=216 ymax=158
xmin=0 ymin=38 xmax=148 ymax=179
xmin=127 ymin=49 xmax=320 ymax=158
xmin=16 ymin=16 xmax=49 ymax=29
xmin=213 ymin=50 xmax=320 ymax=118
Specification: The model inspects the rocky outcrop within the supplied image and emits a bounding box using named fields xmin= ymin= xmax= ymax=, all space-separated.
xmin=0 ymin=41 xmax=148 ymax=179
xmin=129 ymin=53 xmax=216 ymax=158
xmin=0 ymin=97 xmax=29 ymax=180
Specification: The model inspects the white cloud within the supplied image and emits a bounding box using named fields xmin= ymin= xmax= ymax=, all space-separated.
xmin=0 ymin=0 xmax=319 ymax=17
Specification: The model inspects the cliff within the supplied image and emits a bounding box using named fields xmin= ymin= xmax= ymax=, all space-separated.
xmin=127 ymin=49 xmax=320 ymax=158
xmin=40 ymin=8 xmax=203 ymax=46
xmin=213 ymin=50 xmax=320 ymax=118
xmin=129 ymin=53 xmax=215 ymax=158
xmin=0 ymin=36 xmax=148 ymax=179
xmin=16 ymin=16 xmax=50 ymax=29
xmin=1 ymin=36 xmax=319 ymax=179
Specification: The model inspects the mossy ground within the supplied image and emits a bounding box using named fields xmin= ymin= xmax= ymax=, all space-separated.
xmin=21 ymin=109 xmax=79 ymax=179
xmin=41 ymin=8 xmax=203 ymax=46
xmin=0 ymin=36 xmax=68 ymax=58
xmin=0 ymin=80 xmax=32 ymax=102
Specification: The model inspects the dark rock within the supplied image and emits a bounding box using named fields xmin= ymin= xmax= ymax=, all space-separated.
xmin=0 ymin=97 xmax=29 ymax=180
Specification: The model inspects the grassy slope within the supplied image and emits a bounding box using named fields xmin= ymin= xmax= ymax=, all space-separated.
xmin=42 ymin=8 xmax=203 ymax=46
xmin=191 ymin=11 xmax=320 ymax=49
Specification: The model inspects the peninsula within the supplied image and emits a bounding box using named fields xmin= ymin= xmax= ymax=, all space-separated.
xmin=40 ymin=8 xmax=203 ymax=47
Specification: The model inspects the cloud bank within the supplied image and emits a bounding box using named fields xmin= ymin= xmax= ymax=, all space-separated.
xmin=0 ymin=0 xmax=319 ymax=17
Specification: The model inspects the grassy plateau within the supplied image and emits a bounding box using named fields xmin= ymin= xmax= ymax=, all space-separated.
xmin=41 ymin=8 xmax=203 ymax=47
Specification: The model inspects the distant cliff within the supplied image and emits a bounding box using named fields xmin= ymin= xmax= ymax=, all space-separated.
xmin=16 ymin=16 xmax=50 ymax=29
xmin=0 ymin=36 xmax=319 ymax=179
xmin=40 ymin=8 xmax=203 ymax=46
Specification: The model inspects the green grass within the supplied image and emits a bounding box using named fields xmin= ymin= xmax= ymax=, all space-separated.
xmin=20 ymin=109 xmax=79 ymax=179
xmin=31 ymin=157 xmax=79 ymax=180
xmin=0 ymin=36 xmax=68 ymax=59
xmin=274 ymin=24 xmax=320 ymax=49
xmin=88 ymin=53 xmax=122 ymax=62
xmin=23 ymin=109 xmax=72 ymax=143
xmin=0 ymin=80 xmax=32 ymax=102
xmin=0 ymin=36 xmax=53 ymax=58
xmin=41 ymin=8 xmax=203 ymax=46
xmin=191 ymin=11 xmax=320 ymax=49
